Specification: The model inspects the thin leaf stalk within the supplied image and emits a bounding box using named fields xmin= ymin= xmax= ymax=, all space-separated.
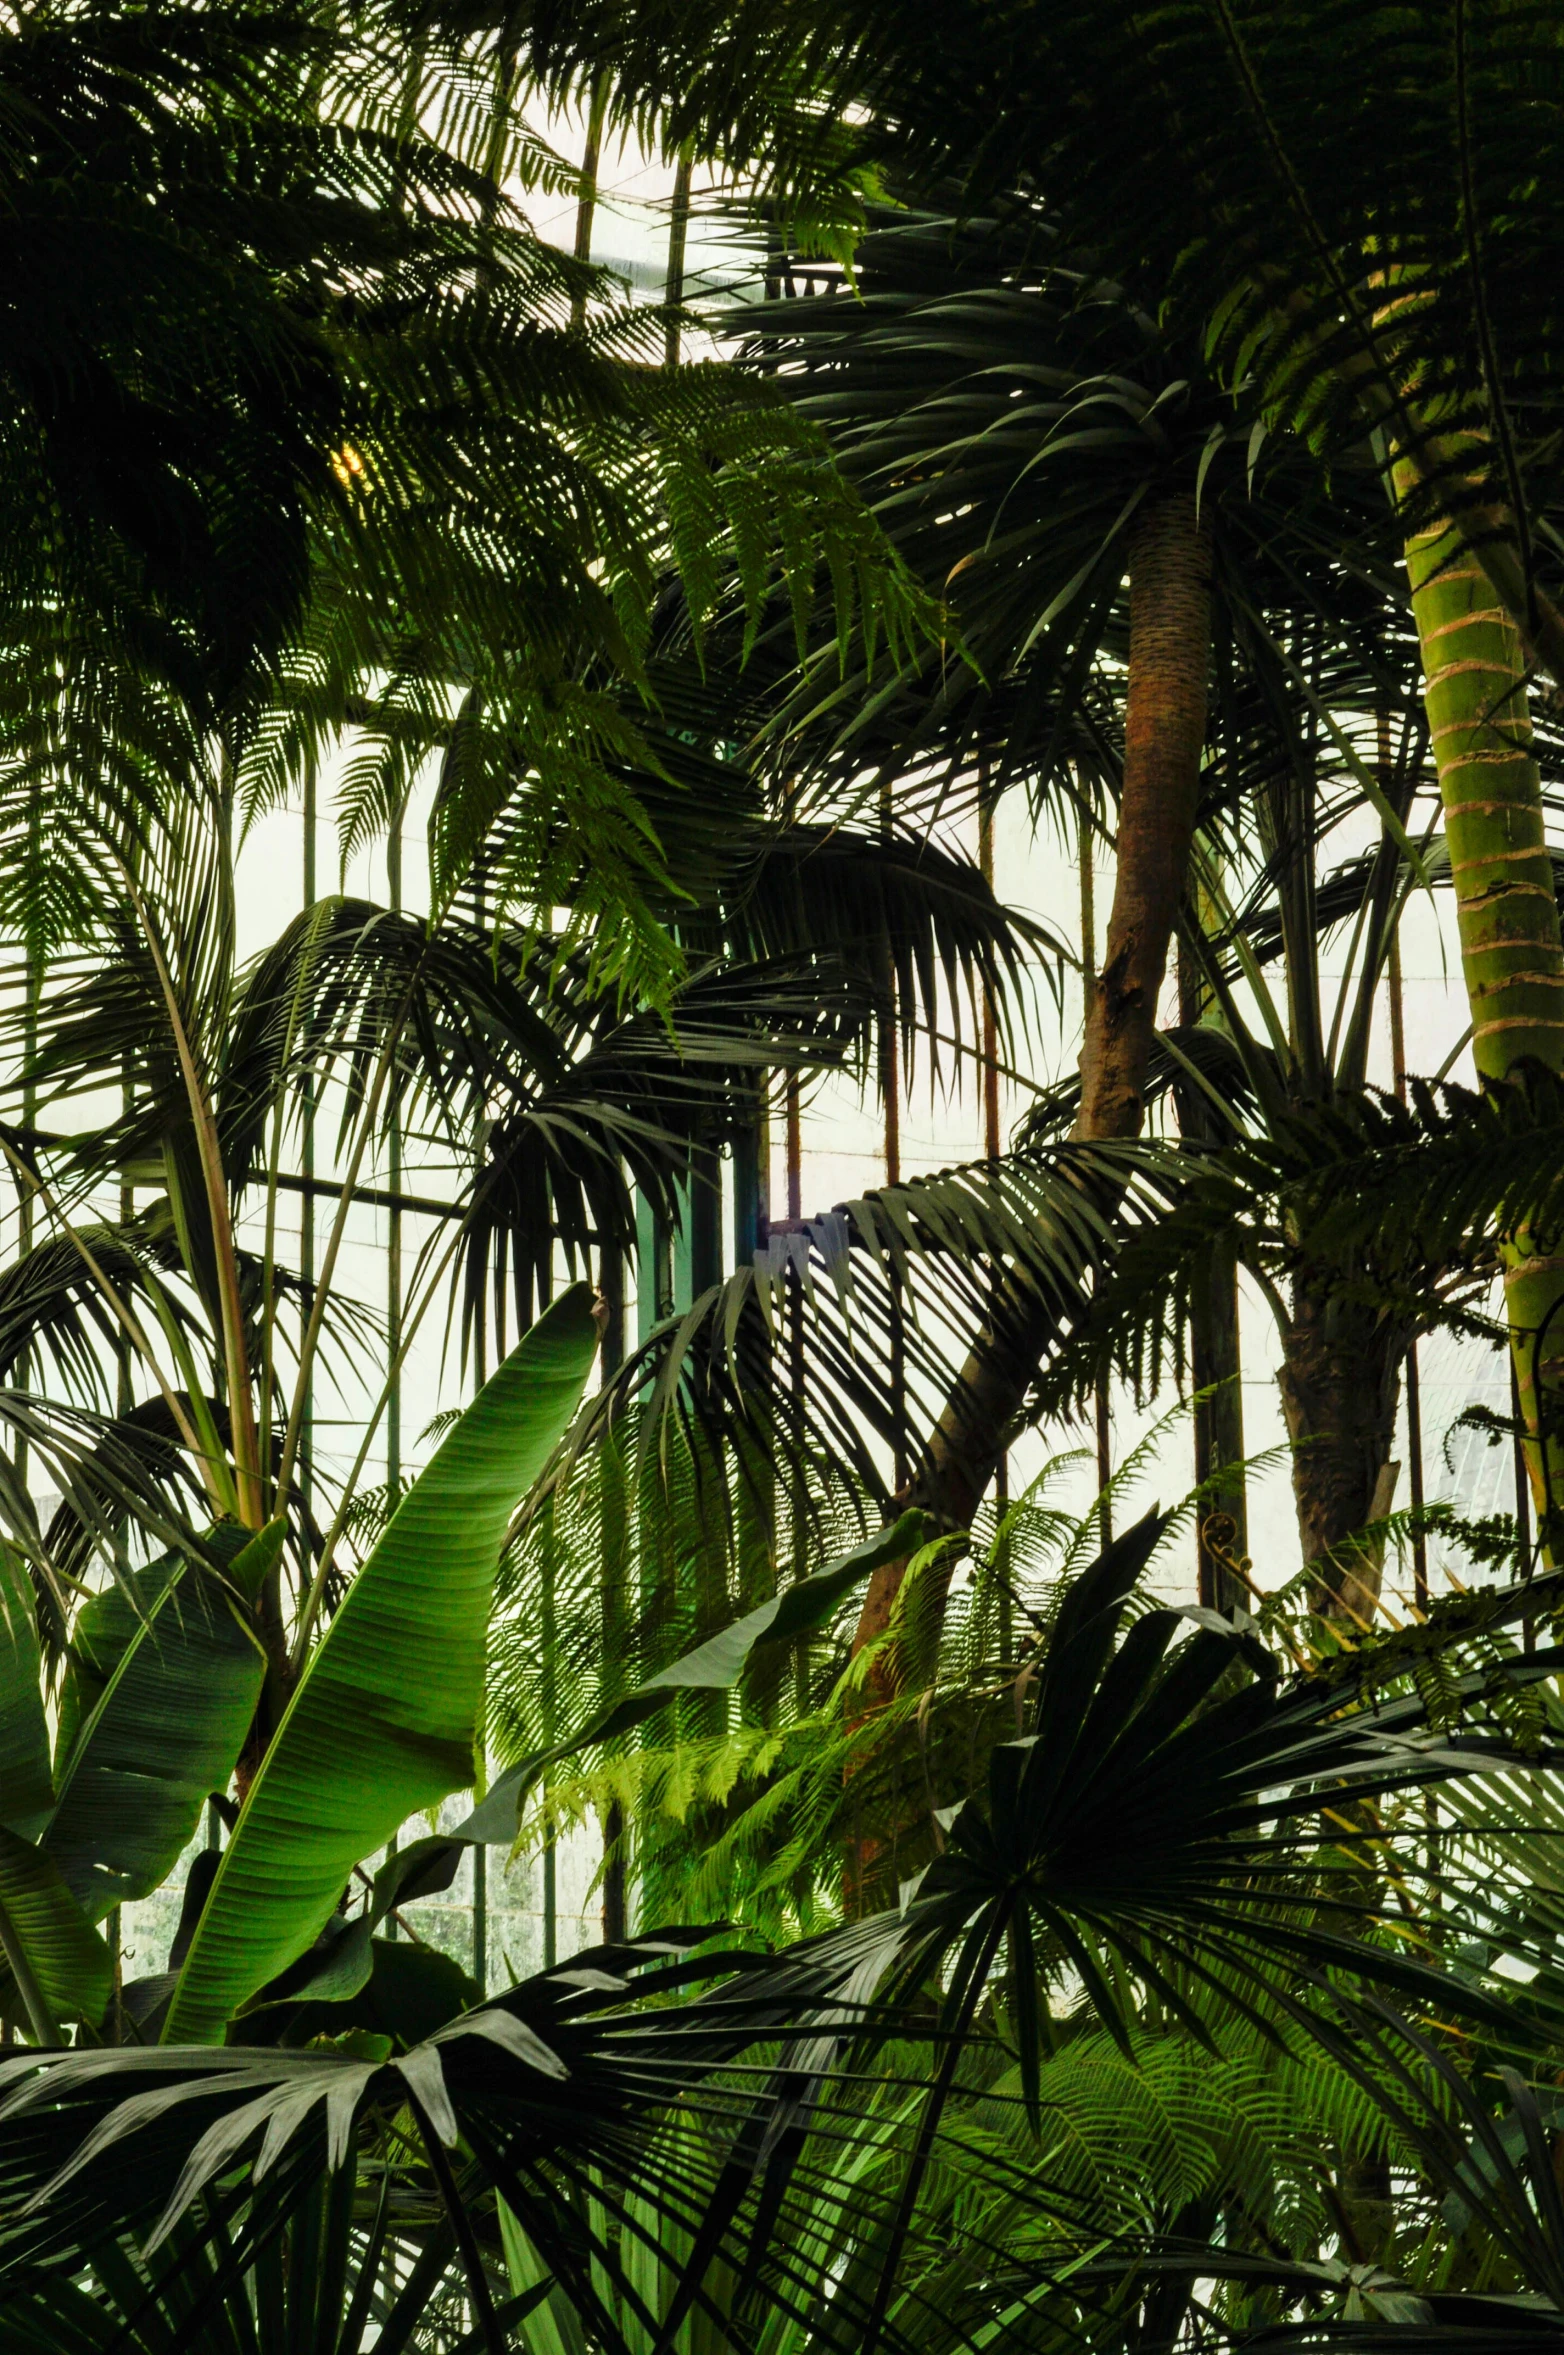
xmin=119 ymin=866 xmax=263 ymax=1528
xmin=255 ymin=900 xmax=331 ymax=1507
xmin=410 ymin=2096 xmax=508 ymax=2355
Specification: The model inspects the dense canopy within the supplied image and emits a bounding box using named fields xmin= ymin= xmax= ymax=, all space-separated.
xmin=4 ymin=4 xmax=1564 ymax=2351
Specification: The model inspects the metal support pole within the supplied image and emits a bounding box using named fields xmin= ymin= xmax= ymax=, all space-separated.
xmin=300 ymin=757 xmax=317 ymax=1558
xmin=1080 ymin=811 xmax=1111 ymax=1543
xmin=386 ymin=809 xmax=402 ymax=1506
xmin=1387 ymin=933 xmax=1428 ymax=1610
xmin=880 ymin=792 xmax=905 ymax=1491
xmin=600 ymin=1240 xmax=628 ymax=1946
xmin=571 ymin=75 xmax=609 ymax=327
xmin=664 ymin=143 xmax=693 ymax=368
xmin=690 ymin=1141 xmax=722 ymax=1296
xmin=981 ymin=794 xmax=1011 ymax=1653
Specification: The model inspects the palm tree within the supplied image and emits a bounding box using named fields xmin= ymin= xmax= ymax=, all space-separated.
xmin=1019 ymin=595 xmax=1491 ymax=1618
xmin=0 ymin=1281 xmax=597 ymax=2049
xmin=7 ymin=1500 xmax=1564 ymax=2345
xmin=0 ymin=567 xmax=1037 ymax=2012
xmin=441 ymin=0 xmax=1564 ymax=1536
xmin=712 ymin=205 xmax=1352 ymax=1697
xmin=13 ymin=22 xmax=1564 ymax=2349
xmin=0 ymin=0 xmax=936 ymax=1024
xmin=599 ymin=198 xmax=1432 ymax=1628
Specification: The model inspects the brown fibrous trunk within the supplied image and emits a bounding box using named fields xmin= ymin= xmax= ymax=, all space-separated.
xmin=1277 ymin=1275 xmax=1404 ymax=1623
xmin=847 ymin=493 xmax=1215 ymax=1747
xmin=1076 ymin=493 xmax=1215 ymax=1139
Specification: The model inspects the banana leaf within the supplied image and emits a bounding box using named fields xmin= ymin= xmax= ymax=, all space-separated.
xmin=43 ymin=1524 xmax=278 ymax=1922
xmin=0 ymin=1828 xmax=109 ymax=2042
xmin=162 ymin=1285 xmax=598 ymax=2044
xmin=0 ymin=1545 xmax=51 ymax=1841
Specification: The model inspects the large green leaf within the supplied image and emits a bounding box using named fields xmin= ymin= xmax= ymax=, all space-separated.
xmin=0 ymin=1547 xmax=52 ymax=1841
xmin=163 ymin=1285 xmax=599 ymax=2044
xmin=43 ymin=1526 xmax=276 ymax=1923
xmin=0 ymin=1827 xmax=110 ymax=2042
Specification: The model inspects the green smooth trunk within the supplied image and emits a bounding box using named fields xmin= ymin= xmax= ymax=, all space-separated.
xmin=1400 ymin=484 xmax=1564 ymax=1542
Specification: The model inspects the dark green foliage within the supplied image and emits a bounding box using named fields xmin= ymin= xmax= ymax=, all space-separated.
xmin=458 ymin=0 xmax=1564 ymax=615
xmin=12 ymin=6 xmax=1564 ymax=2350
xmin=1036 ymin=1071 xmax=1564 ymax=1417
xmin=44 ymin=1536 xmax=266 ymax=1923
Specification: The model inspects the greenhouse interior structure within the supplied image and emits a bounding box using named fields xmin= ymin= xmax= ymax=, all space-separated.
xmin=6 ymin=4 xmax=1564 ymax=2349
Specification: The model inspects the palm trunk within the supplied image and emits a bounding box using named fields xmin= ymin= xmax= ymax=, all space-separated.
xmin=1397 ymin=476 xmax=1564 ymax=1545
xmin=851 ymin=493 xmax=1214 ymax=1666
xmin=1077 ymin=493 xmax=1216 ymax=1136
xmin=1277 ymin=1278 xmax=1403 ymax=1622
xmin=1191 ymin=1235 xmax=1248 ymax=1611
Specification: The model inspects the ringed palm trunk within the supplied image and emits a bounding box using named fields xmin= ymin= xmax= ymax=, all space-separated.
xmin=1396 ymin=469 xmax=1564 ymax=1545
xmin=1074 ymin=494 xmax=1217 ymax=1141
xmin=849 ymin=491 xmax=1215 ymax=1696
xmin=1277 ymin=1275 xmax=1404 ymax=1622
